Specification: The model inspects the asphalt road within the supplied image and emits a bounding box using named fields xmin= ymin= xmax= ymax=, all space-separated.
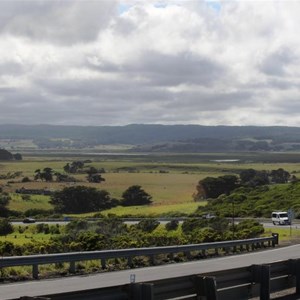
xmin=2 ymin=244 xmax=300 ymax=299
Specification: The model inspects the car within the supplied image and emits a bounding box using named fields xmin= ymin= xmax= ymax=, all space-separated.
xmin=271 ymin=211 xmax=290 ymax=225
xmin=23 ymin=217 xmax=36 ymax=223
xmin=202 ymin=213 xmax=216 ymax=219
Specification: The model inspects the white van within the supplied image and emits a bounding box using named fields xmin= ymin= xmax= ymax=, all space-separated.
xmin=271 ymin=211 xmax=290 ymax=225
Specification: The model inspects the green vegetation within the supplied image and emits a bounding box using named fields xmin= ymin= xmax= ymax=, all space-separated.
xmin=199 ymin=181 xmax=300 ymax=218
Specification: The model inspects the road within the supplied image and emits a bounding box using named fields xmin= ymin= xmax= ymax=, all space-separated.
xmin=2 ymin=244 xmax=300 ymax=299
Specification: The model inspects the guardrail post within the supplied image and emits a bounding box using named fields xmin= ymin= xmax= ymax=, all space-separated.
xmin=185 ymin=251 xmax=191 ymax=259
xmin=149 ymin=254 xmax=155 ymax=265
xmin=195 ymin=275 xmax=218 ymax=300
xmin=101 ymin=258 xmax=106 ymax=269
xmin=128 ymin=256 xmax=133 ymax=268
xmin=130 ymin=283 xmax=154 ymax=300
xmin=69 ymin=261 xmax=76 ymax=273
xmin=272 ymin=233 xmax=279 ymax=247
xmin=32 ymin=264 xmax=39 ymax=279
xmin=252 ymin=264 xmax=270 ymax=300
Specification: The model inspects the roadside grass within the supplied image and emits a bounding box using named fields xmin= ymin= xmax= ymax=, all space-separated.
xmin=263 ymin=226 xmax=300 ymax=243
xmin=100 ymin=202 xmax=205 ymax=217
xmin=8 ymin=193 xmax=52 ymax=211
xmin=0 ymin=230 xmax=55 ymax=245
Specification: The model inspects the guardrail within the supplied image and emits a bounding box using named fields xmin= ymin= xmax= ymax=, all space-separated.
xmin=0 ymin=234 xmax=278 ymax=280
xmin=17 ymin=257 xmax=300 ymax=300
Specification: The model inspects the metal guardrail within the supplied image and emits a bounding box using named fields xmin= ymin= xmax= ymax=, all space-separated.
xmin=17 ymin=258 xmax=300 ymax=300
xmin=0 ymin=234 xmax=278 ymax=280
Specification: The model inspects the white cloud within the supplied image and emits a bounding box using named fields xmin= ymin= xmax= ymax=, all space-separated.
xmin=0 ymin=0 xmax=299 ymax=126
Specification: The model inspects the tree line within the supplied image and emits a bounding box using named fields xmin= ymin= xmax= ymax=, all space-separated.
xmin=194 ymin=168 xmax=295 ymax=200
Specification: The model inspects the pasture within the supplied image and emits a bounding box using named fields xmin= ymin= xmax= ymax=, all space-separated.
xmin=1 ymin=152 xmax=300 ymax=216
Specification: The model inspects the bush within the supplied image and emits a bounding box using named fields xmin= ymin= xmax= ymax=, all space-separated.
xmin=136 ymin=219 xmax=160 ymax=233
xmin=165 ymin=220 xmax=179 ymax=231
xmin=0 ymin=218 xmax=13 ymax=236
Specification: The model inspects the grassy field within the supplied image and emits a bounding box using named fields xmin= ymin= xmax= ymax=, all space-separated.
xmin=0 ymin=227 xmax=56 ymax=245
xmin=2 ymin=152 xmax=300 ymax=216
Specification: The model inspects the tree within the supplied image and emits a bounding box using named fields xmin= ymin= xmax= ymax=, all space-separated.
xmin=121 ymin=185 xmax=152 ymax=206
xmin=0 ymin=218 xmax=13 ymax=236
xmin=34 ymin=167 xmax=53 ymax=181
xmin=136 ymin=219 xmax=159 ymax=232
xmin=195 ymin=175 xmax=239 ymax=199
xmin=270 ymin=168 xmax=290 ymax=184
xmin=13 ymin=153 xmax=22 ymax=160
xmin=63 ymin=161 xmax=84 ymax=173
xmin=0 ymin=194 xmax=11 ymax=217
xmin=0 ymin=149 xmax=13 ymax=160
xmin=50 ymin=186 xmax=117 ymax=213
xmin=86 ymin=167 xmax=106 ymax=183
xmin=239 ymin=169 xmax=269 ymax=187
xmin=87 ymin=173 xmax=105 ymax=183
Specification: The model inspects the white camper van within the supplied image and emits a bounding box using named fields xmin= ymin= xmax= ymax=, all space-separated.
xmin=271 ymin=211 xmax=290 ymax=225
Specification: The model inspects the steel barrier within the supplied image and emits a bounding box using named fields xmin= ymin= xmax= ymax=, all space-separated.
xmin=0 ymin=234 xmax=278 ymax=280
xmin=16 ymin=258 xmax=300 ymax=300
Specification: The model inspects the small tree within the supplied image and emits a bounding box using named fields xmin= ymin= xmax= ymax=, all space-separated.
xmin=136 ymin=219 xmax=159 ymax=232
xmin=121 ymin=185 xmax=152 ymax=206
xmin=0 ymin=218 xmax=13 ymax=236
xmin=87 ymin=173 xmax=105 ymax=183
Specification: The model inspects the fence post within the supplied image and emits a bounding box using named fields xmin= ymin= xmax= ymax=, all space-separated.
xmin=101 ymin=258 xmax=106 ymax=269
xmin=130 ymin=283 xmax=154 ymax=300
xmin=69 ymin=261 xmax=76 ymax=273
xmin=128 ymin=256 xmax=133 ymax=268
xmin=272 ymin=233 xmax=279 ymax=247
xmin=195 ymin=275 xmax=218 ymax=300
xmin=32 ymin=264 xmax=39 ymax=279
xmin=252 ymin=264 xmax=270 ymax=300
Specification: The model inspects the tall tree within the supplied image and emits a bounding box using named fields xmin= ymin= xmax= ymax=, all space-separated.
xmin=50 ymin=186 xmax=116 ymax=213
xmin=195 ymin=175 xmax=239 ymax=199
xmin=121 ymin=185 xmax=152 ymax=206
xmin=270 ymin=168 xmax=290 ymax=183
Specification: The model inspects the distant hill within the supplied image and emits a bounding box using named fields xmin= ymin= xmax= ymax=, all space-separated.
xmin=1 ymin=124 xmax=300 ymax=152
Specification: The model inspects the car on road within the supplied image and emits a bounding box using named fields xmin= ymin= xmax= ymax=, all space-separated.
xmin=271 ymin=211 xmax=290 ymax=225
xmin=23 ymin=217 xmax=36 ymax=223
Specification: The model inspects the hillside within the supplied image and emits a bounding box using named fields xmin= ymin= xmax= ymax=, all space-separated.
xmin=199 ymin=181 xmax=300 ymax=219
xmin=1 ymin=124 xmax=300 ymax=152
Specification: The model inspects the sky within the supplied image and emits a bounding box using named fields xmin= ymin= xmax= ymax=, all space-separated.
xmin=0 ymin=0 xmax=300 ymax=127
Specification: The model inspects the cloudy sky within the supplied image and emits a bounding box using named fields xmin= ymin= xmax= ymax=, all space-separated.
xmin=0 ymin=0 xmax=300 ymax=126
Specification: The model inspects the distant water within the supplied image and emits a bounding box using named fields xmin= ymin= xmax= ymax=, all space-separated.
xmin=211 ymin=159 xmax=240 ymax=162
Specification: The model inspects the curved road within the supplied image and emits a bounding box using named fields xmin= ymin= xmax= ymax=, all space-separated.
xmin=2 ymin=244 xmax=300 ymax=299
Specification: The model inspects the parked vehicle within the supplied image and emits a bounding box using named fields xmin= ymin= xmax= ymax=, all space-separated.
xmin=271 ymin=211 xmax=290 ymax=225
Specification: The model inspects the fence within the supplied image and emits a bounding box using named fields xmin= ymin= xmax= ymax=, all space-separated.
xmin=17 ymin=258 xmax=300 ymax=300
xmin=0 ymin=234 xmax=278 ymax=280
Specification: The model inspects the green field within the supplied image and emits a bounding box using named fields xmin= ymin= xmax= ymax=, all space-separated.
xmin=1 ymin=152 xmax=300 ymax=216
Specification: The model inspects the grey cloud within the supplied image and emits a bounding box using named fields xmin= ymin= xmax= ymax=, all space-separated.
xmin=164 ymin=90 xmax=254 ymax=112
xmin=0 ymin=0 xmax=117 ymax=45
xmin=260 ymin=48 xmax=296 ymax=76
xmin=88 ymin=51 xmax=226 ymax=87
xmin=0 ymin=62 xmax=24 ymax=75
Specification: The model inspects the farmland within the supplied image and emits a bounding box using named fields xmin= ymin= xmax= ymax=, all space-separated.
xmin=1 ymin=152 xmax=300 ymax=216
